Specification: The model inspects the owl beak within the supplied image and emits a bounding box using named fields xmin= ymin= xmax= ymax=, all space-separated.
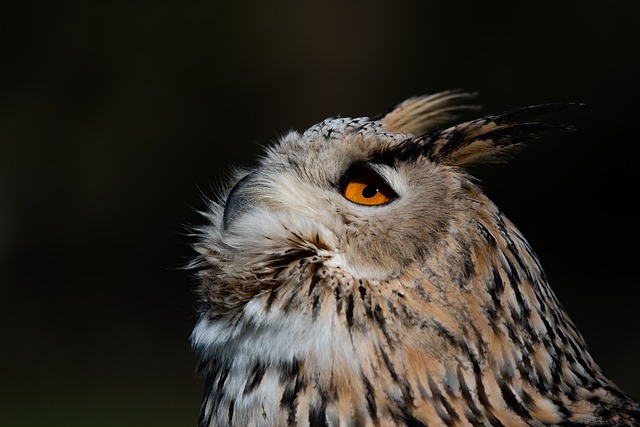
xmin=222 ymin=172 xmax=258 ymax=230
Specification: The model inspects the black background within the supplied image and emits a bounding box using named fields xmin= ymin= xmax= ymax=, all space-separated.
xmin=1 ymin=2 xmax=638 ymax=426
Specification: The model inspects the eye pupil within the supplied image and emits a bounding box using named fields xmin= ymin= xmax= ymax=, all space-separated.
xmin=361 ymin=185 xmax=378 ymax=198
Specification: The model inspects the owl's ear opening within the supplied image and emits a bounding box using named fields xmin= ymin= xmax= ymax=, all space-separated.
xmin=378 ymin=90 xmax=481 ymax=137
xmin=421 ymin=102 xmax=583 ymax=167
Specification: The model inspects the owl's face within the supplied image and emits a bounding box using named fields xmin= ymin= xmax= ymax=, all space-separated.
xmin=219 ymin=117 xmax=459 ymax=283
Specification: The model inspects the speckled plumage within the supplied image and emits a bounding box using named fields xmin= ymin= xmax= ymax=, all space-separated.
xmin=190 ymin=91 xmax=640 ymax=426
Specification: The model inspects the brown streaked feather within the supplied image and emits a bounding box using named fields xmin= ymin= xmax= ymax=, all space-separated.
xmin=190 ymin=91 xmax=639 ymax=427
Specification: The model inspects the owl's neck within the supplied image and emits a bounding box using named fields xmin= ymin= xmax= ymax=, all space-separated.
xmin=193 ymin=257 xmax=639 ymax=427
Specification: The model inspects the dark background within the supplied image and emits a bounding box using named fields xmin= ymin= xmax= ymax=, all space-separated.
xmin=1 ymin=1 xmax=638 ymax=426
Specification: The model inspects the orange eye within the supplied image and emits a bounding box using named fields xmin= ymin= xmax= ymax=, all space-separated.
xmin=342 ymin=169 xmax=397 ymax=206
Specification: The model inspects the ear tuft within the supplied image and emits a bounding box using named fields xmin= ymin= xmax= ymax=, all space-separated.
xmin=422 ymin=102 xmax=582 ymax=166
xmin=378 ymin=90 xmax=481 ymax=136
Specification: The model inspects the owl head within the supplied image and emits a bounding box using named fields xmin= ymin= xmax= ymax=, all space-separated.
xmin=191 ymin=91 xmax=575 ymax=318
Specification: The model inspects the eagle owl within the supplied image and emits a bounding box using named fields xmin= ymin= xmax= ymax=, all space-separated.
xmin=190 ymin=91 xmax=640 ymax=426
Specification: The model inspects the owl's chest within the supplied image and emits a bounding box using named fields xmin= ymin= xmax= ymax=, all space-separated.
xmin=196 ymin=306 xmax=376 ymax=426
xmin=193 ymin=266 xmax=468 ymax=426
xmin=195 ymin=292 xmax=473 ymax=427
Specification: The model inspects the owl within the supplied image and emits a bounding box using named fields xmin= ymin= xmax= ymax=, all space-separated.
xmin=189 ymin=90 xmax=640 ymax=426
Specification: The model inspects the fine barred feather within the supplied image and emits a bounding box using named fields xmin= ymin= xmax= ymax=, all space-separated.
xmin=190 ymin=91 xmax=640 ymax=427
